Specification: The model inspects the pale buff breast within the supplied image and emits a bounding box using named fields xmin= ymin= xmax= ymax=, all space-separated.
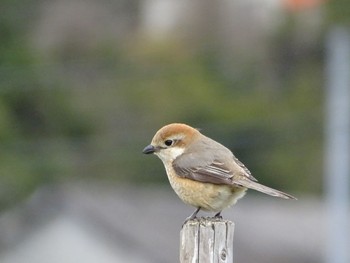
xmin=164 ymin=165 xmax=247 ymax=212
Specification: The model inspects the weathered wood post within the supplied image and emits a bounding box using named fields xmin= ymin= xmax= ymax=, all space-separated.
xmin=180 ymin=218 xmax=234 ymax=263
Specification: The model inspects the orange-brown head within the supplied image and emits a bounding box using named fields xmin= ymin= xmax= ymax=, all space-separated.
xmin=142 ymin=123 xmax=200 ymax=163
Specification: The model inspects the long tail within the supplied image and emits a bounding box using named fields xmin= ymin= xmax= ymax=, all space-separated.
xmin=237 ymin=180 xmax=297 ymax=200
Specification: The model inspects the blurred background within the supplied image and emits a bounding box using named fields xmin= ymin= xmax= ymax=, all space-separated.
xmin=0 ymin=0 xmax=349 ymax=262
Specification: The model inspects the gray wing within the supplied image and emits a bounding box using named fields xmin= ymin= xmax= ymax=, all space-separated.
xmin=233 ymin=155 xmax=257 ymax=182
xmin=172 ymin=136 xmax=296 ymax=200
xmin=173 ymin=157 xmax=235 ymax=184
xmin=172 ymin=136 xmax=257 ymax=185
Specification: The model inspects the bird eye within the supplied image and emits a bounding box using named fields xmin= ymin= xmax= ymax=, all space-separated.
xmin=164 ymin=140 xmax=173 ymax=146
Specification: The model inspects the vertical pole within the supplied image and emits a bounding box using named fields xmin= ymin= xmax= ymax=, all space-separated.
xmin=324 ymin=26 xmax=350 ymax=263
xmin=180 ymin=218 xmax=234 ymax=263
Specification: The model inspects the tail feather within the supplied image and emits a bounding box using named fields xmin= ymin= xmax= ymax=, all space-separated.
xmin=237 ymin=180 xmax=297 ymax=200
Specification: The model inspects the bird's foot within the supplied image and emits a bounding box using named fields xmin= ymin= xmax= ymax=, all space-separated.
xmin=182 ymin=216 xmax=195 ymax=226
xmin=214 ymin=211 xmax=223 ymax=219
xmin=182 ymin=207 xmax=201 ymax=227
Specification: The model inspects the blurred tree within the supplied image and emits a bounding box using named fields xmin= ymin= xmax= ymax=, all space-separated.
xmin=0 ymin=0 xmax=93 ymax=210
xmin=327 ymin=0 xmax=350 ymax=25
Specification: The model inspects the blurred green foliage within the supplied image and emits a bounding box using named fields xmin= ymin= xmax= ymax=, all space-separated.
xmin=0 ymin=0 xmax=94 ymax=209
xmin=0 ymin=1 xmax=328 ymax=210
xmin=327 ymin=0 xmax=350 ymax=25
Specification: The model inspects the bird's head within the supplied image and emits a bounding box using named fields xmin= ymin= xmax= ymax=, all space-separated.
xmin=143 ymin=123 xmax=200 ymax=163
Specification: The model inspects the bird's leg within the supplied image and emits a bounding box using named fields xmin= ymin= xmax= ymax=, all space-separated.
xmin=189 ymin=207 xmax=201 ymax=219
xmin=214 ymin=211 xmax=222 ymax=219
xmin=183 ymin=207 xmax=201 ymax=226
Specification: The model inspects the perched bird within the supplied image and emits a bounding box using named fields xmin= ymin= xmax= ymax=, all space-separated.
xmin=143 ymin=123 xmax=296 ymax=222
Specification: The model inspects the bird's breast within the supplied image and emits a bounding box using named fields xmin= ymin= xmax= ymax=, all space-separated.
xmin=163 ymin=163 xmax=247 ymax=212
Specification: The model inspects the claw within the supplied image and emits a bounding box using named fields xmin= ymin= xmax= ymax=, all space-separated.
xmin=182 ymin=207 xmax=201 ymax=227
xmin=214 ymin=211 xmax=222 ymax=219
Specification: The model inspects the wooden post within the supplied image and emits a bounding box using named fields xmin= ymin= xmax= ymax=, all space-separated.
xmin=180 ymin=218 xmax=234 ymax=263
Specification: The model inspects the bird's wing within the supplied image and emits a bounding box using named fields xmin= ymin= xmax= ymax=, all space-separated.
xmin=232 ymin=155 xmax=258 ymax=182
xmin=172 ymin=136 xmax=297 ymax=200
xmin=173 ymin=157 xmax=235 ymax=185
xmin=172 ymin=138 xmax=257 ymax=185
xmin=173 ymin=153 xmax=296 ymax=199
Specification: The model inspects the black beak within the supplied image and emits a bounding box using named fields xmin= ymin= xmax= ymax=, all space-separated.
xmin=143 ymin=144 xmax=155 ymax=154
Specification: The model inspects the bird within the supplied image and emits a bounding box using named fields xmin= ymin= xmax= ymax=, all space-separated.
xmin=142 ymin=123 xmax=296 ymax=222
